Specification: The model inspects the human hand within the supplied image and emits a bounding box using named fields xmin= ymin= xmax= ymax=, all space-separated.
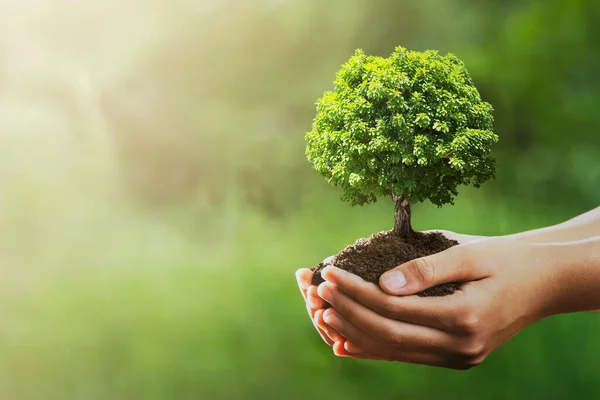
xmin=296 ymin=267 xmax=393 ymax=358
xmin=296 ymin=230 xmax=486 ymax=354
xmin=316 ymin=237 xmax=570 ymax=369
xmin=295 ymin=268 xmax=344 ymax=348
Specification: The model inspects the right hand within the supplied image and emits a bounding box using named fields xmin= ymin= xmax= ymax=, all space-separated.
xmin=315 ymin=235 xmax=600 ymax=368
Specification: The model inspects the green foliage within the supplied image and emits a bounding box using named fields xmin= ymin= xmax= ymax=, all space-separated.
xmin=306 ymin=47 xmax=498 ymax=207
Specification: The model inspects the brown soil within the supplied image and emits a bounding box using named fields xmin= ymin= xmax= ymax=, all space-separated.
xmin=311 ymin=231 xmax=459 ymax=301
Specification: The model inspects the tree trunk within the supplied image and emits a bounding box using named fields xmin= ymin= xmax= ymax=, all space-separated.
xmin=392 ymin=195 xmax=413 ymax=235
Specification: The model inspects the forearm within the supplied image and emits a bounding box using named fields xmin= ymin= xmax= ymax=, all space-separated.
xmin=541 ymin=236 xmax=600 ymax=316
xmin=506 ymin=207 xmax=600 ymax=243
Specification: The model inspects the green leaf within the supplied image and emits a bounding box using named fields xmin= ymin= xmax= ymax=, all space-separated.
xmin=306 ymin=46 xmax=497 ymax=209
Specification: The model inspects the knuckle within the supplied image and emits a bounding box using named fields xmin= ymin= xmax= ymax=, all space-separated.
xmin=412 ymin=257 xmax=435 ymax=284
xmin=454 ymin=304 xmax=480 ymax=335
xmin=461 ymin=314 xmax=480 ymax=336
xmin=455 ymin=338 xmax=487 ymax=367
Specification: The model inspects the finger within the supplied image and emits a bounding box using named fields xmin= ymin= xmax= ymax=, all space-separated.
xmin=332 ymin=340 xmax=382 ymax=360
xmin=323 ymin=308 xmax=432 ymax=360
xmin=332 ymin=341 xmax=350 ymax=357
xmin=325 ymin=310 xmax=457 ymax=367
xmin=333 ymin=340 xmax=386 ymax=360
xmin=319 ymin=282 xmax=454 ymax=353
xmin=322 ymin=266 xmax=463 ymax=330
xmin=308 ymin=304 xmax=334 ymax=346
xmin=299 ymin=273 xmax=334 ymax=346
xmin=307 ymin=303 xmax=331 ymax=345
xmin=315 ymin=309 xmax=343 ymax=342
xmin=307 ymin=285 xmax=324 ymax=310
xmin=379 ymin=246 xmax=488 ymax=295
xmin=315 ymin=325 xmax=335 ymax=346
xmin=344 ymin=341 xmax=364 ymax=353
xmin=323 ymin=308 xmax=391 ymax=355
xmin=296 ymin=269 xmax=312 ymax=300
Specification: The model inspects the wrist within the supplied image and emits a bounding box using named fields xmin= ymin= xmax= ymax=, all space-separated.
xmin=538 ymin=237 xmax=600 ymax=317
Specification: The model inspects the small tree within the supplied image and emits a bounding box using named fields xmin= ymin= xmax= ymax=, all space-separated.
xmin=306 ymin=47 xmax=498 ymax=235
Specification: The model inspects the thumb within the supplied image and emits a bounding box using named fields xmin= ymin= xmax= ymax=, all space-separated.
xmin=379 ymin=247 xmax=480 ymax=295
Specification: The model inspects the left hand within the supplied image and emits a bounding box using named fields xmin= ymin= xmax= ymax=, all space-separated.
xmin=295 ymin=268 xmax=344 ymax=347
xmin=315 ymin=238 xmax=562 ymax=369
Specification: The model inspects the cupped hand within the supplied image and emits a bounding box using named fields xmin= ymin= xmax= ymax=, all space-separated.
xmin=296 ymin=268 xmax=344 ymax=347
xmin=296 ymin=229 xmax=485 ymax=354
xmin=316 ymin=238 xmax=562 ymax=369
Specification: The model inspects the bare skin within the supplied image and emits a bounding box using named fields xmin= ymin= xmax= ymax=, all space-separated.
xmin=296 ymin=207 xmax=600 ymax=368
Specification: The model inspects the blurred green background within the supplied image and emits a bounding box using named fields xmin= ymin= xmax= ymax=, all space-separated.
xmin=0 ymin=0 xmax=599 ymax=398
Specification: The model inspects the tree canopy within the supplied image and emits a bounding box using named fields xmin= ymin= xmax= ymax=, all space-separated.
xmin=306 ymin=46 xmax=498 ymax=208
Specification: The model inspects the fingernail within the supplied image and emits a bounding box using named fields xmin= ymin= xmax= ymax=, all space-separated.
xmin=345 ymin=341 xmax=363 ymax=353
xmin=321 ymin=266 xmax=337 ymax=282
xmin=324 ymin=311 xmax=342 ymax=330
xmin=312 ymin=309 xmax=323 ymax=324
xmin=333 ymin=341 xmax=349 ymax=357
xmin=295 ymin=270 xmax=310 ymax=290
xmin=381 ymin=270 xmax=407 ymax=292
xmin=297 ymin=278 xmax=309 ymax=290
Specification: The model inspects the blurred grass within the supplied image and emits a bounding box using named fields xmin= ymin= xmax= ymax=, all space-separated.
xmin=0 ymin=0 xmax=599 ymax=399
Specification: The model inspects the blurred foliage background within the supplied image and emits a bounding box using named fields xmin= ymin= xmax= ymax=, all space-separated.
xmin=0 ymin=0 xmax=599 ymax=398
